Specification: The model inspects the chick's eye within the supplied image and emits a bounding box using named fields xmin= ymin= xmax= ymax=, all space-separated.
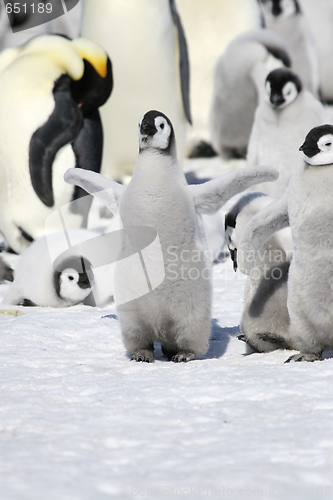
xmin=160 ymin=123 xmax=165 ymax=129
xmin=325 ymin=142 xmax=332 ymax=147
xmin=68 ymin=276 xmax=74 ymax=281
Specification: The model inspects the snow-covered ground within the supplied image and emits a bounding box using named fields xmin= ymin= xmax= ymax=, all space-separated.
xmin=0 ymin=157 xmax=333 ymax=499
xmin=1 ymin=231 xmax=333 ymax=499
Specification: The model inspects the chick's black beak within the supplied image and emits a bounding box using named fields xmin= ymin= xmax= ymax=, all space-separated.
xmin=270 ymin=94 xmax=284 ymax=109
xmin=140 ymin=119 xmax=157 ymax=136
xmin=299 ymin=142 xmax=316 ymax=156
xmin=78 ymin=267 xmax=95 ymax=289
xmin=78 ymin=273 xmax=91 ymax=289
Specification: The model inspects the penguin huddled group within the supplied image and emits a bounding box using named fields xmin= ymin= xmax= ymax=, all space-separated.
xmin=238 ymin=124 xmax=333 ymax=363
xmin=1 ymin=0 xmax=333 ymax=365
xmin=208 ymin=0 xmax=333 ymax=363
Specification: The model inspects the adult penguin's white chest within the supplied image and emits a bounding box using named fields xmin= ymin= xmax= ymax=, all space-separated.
xmin=82 ymin=0 xmax=186 ymax=178
xmin=0 ymin=59 xmax=76 ymax=244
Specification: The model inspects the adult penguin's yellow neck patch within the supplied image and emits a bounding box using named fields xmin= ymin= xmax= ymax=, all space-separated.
xmin=72 ymin=37 xmax=108 ymax=79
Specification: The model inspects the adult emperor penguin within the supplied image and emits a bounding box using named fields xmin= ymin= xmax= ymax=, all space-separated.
xmin=81 ymin=0 xmax=191 ymax=180
xmin=65 ymin=109 xmax=279 ymax=362
xmin=175 ymin=0 xmax=261 ymax=155
xmin=225 ymin=192 xmax=293 ymax=352
xmin=3 ymin=230 xmax=96 ymax=307
xmin=0 ymin=256 xmax=13 ymax=283
xmin=300 ymin=0 xmax=333 ymax=103
xmin=259 ymin=0 xmax=320 ymax=97
xmin=209 ymin=29 xmax=291 ymax=159
xmin=0 ymin=34 xmax=113 ymax=254
xmin=238 ymin=124 xmax=333 ymax=362
xmin=247 ymin=67 xmax=330 ymax=198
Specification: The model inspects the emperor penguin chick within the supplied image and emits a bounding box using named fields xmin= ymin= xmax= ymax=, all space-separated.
xmin=64 ymin=110 xmax=279 ymax=362
xmin=238 ymin=124 xmax=333 ymax=362
xmin=247 ymin=67 xmax=330 ymax=198
xmin=3 ymin=231 xmax=95 ymax=307
xmin=259 ymin=0 xmax=320 ymax=97
xmin=209 ymin=29 xmax=291 ymax=159
xmin=225 ymin=192 xmax=293 ymax=353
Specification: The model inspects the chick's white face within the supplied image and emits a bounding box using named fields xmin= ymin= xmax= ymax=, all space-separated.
xmin=59 ymin=268 xmax=92 ymax=304
xmin=282 ymin=81 xmax=298 ymax=106
xmin=303 ymin=134 xmax=333 ymax=166
xmin=280 ymin=0 xmax=297 ymax=17
xmin=265 ymin=81 xmax=272 ymax=104
xmin=138 ymin=115 xmax=172 ymax=151
xmin=265 ymin=80 xmax=298 ymax=109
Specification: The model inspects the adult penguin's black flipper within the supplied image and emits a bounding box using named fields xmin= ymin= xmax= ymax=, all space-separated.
xmin=169 ymin=0 xmax=192 ymax=124
xmin=70 ymin=109 xmax=103 ymax=219
xmin=29 ymin=74 xmax=83 ymax=207
xmin=72 ymin=108 xmax=103 ymax=200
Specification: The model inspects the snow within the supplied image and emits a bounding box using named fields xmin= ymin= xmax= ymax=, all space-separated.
xmin=1 ymin=194 xmax=333 ymax=500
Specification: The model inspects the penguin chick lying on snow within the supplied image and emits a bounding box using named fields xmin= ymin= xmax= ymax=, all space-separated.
xmin=3 ymin=231 xmax=95 ymax=307
xmin=238 ymin=124 xmax=333 ymax=362
xmin=0 ymin=256 xmax=13 ymax=283
xmin=65 ymin=109 xmax=279 ymax=363
xmin=225 ymin=192 xmax=294 ymax=353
